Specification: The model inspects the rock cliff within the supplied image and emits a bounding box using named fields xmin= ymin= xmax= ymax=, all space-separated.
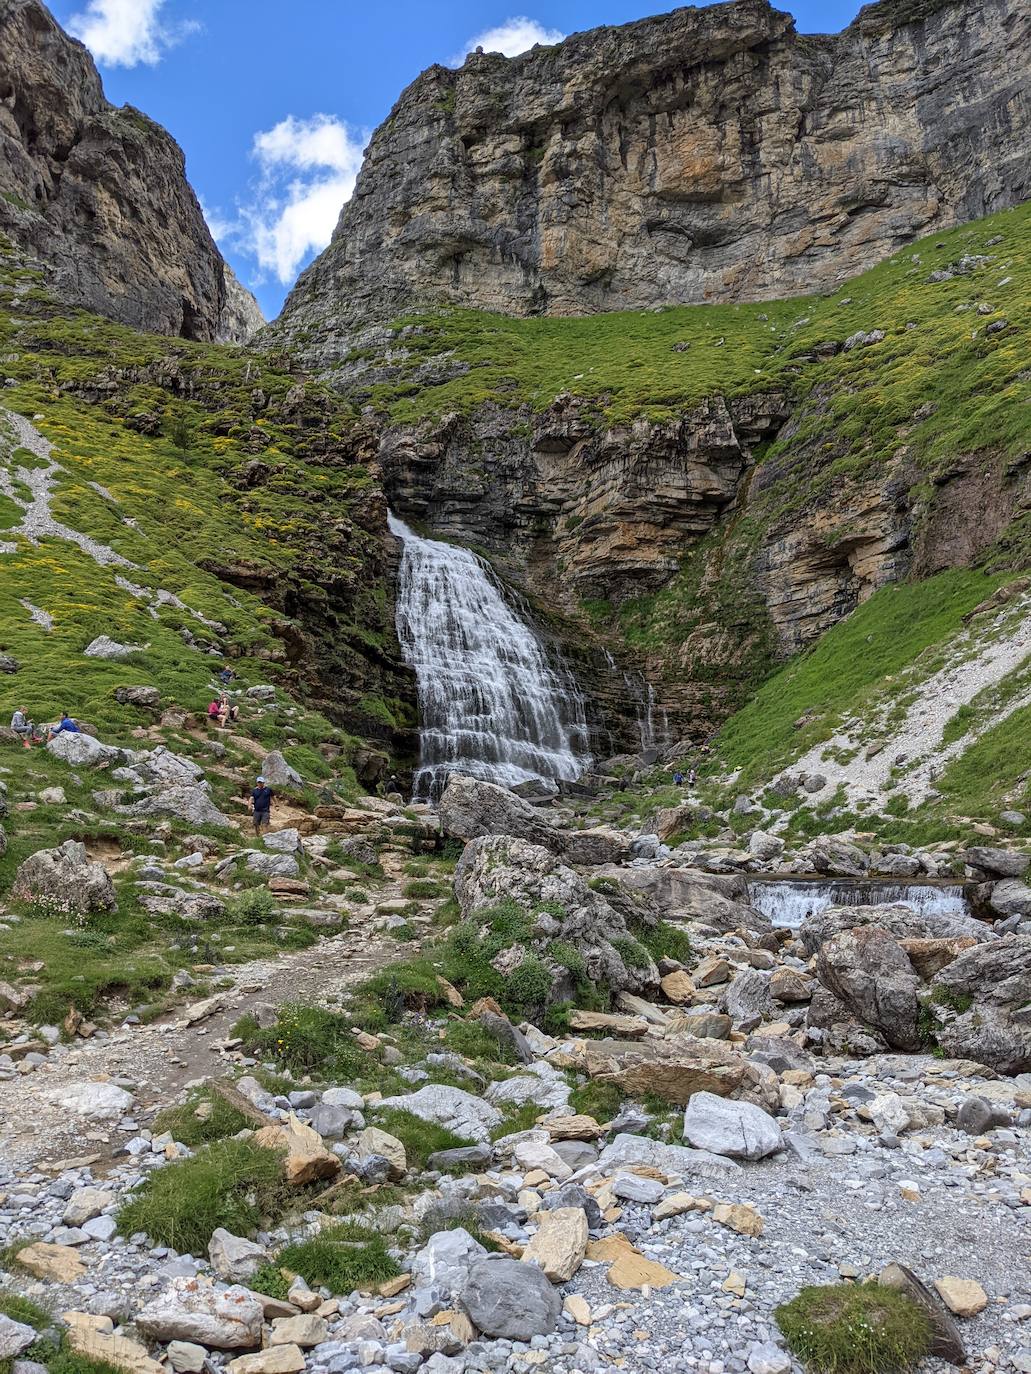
xmin=274 ymin=0 xmax=1029 ymax=363
xmin=0 ymin=0 xmax=261 ymax=341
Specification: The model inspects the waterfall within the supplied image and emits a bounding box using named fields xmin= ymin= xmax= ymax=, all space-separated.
xmin=389 ymin=514 xmax=591 ymax=800
xmin=747 ymin=879 xmax=971 ymax=930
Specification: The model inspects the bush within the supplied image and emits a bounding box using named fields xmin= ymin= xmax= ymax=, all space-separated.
xmin=442 ymin=1019 xmax=518 ymax=1064
xmin=403 ymin=879 xmax=447 ymax=899
xmin=776 ymin=1283 xmax=931 ymax=1374
xmin=415 ymin=1203 xmax=502 ymax=1251
xmin=635 ymin=920 xmax=693 ymax=965
xmin=276 ymin=1222 xmax=400 ymax=1293
xmin=248 ymin=1263 xmax=292 ymax=1301
xmin=117 ymin=1140 xmax=287 ymax=1254
xmin=569 ymin=1079 xmax=625 ymax=1121
xmin=612 ymin=936 xmax=651 ymax=970
xmin=225 ymin=889 xmax=277 ymax=925
xmin=244 ymin=1003 xmax=373 ymax=1079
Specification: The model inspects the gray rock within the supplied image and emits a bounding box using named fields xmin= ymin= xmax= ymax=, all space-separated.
xmin=722 ymin=968 xmax=773 ymax=1023
xmin=598 ymin=1132 xmax=740 ymax=1177
xmin=208 ymin=1227 xmax=269 ymax=1282
xmin=816 ymin=925 xmax=921 ymax=1051
xmin=987 ymin=878 xmax=1031 ymax=918
xmin=263 ymin=827 xmax=302 ymax=853
xmin=411 ymin=1227 xmax=487 ymax=1296
xmin=0 ymin=1317 xmax=36 ymax=1358
xmin=261 ymin=750 xmax=303 ymax=788
xmin=12 ymin=839 xmax=117 ymax=914
xmin=926 ymin=934 xmax=1031 ymax=1073
xmin=956 ymin=1095 xmax=994 ymax=1135
xmin=124 ymin=784 xmax=231 ymax=829
xmin=459 ymin=1256 xmax=560 ymax=1340
xmin=46 ymin=731 xmax=122 ymax=768
xmin=245 ymin=850 xmax=300 ymax=879
xmin=426 ymin=1144 xmax=491 ymax=1171
xmin=965 ymin=846 xmax=1029 ymax=878
xmin=682 ymin=1091 xmax=781 ymax=1160
xmin=322 ymin=1086 xmax=365 ymax=1110
xmin=310 ymin=1103 xmax=362 ymax=1139
xmin=136 ymin=1279 xmax=265 ymax=1348
xmin=538 ymin=1182 xmax=603 ymax=1230
xmin=114 ymin=685 xmax=161 ymax=708
xmin=84 ymin=634 xmax=146 ymax=659
xmin=611 ymin=1172 xmax=665 ymax=1203
xmin=376 ymin=1084 xmax=502 ymax=1143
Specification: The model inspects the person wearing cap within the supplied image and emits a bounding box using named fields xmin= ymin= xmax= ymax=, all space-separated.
xmin=251 ymin=775 xmax=274 ymax=834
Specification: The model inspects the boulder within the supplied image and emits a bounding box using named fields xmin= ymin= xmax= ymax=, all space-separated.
xmin=722 ymin=969 xmax=774 ymax=1023
xmin=136 ymin=1279 xmax=265 ymax=1348
xmin=269 ymin=1314 xmax=328 ymax=1347
xmin=412 ymin=1228 xmax=487 ymax=1296
xmin=46 ymin=731 xmax=122 ymax=767
xmin=964 ymin=846 xmax=1029 ymax=878
xmin=63 ymin=1186 xmax=114 ymax=1226
xmin=799 ymin=902 xmax=989 ymax=954
xmin=769 ymin=967 xmax=812 ymax=1002
xmin=46 ymin=1080 xmax=133 ymax=1120
xmin=261 ymin=751 xmax=303 ymax=788
xmin=376 ymin=1083 xmax=502 ymax=1143
xmin=748 ymin=831 xmax=785 ymax=863
xmin=598 ymin=1133 xmax=740 ymax=1179
xmin=62 ymin=1313 xmax=164 ymax=1374
xmin=459 ymin=1256 xmax=561 ymax=1340
xmin=226 ymin=1349 xmax=306 ymax=1374
xmin=124 ymin=784 xmax=231 ymax=828
xmin=208 ymin=1229 xmax=269 ymax=1283
xmin=816 ymin=926 xmax=922 ymax=1051
xmin=84 ymin=635 xmax=146 ymax=659
xmin=440 ymin=774 xmax=626 ymax=864
xmin=594 ymin=863 xmax=769 ymax=934
xmin=264 ymin=828 xmax=302 ymax=854
xmin=925 ymin=934 xmax=1031 ymax=1073
xmin=455 ymin=835 xmax=658 ymax=997
xmin=986 ymin=878 xmax=1031 ymax=918
xmin=115 ymin=685 xmax=161 ymax=708
xmin=897 ymin=936 xmax=976 ymax=979
xmin=682 ymin=1091 xmax=781 ymax=1159
xmin=355 ymin=1126 xmax=406 ymax=1179
xmin=245 ymin=850 xmax=300 ymax=879
xmin=253 ymin=1118 xmax=340 ymax=1186
xmin=584 ymin=1036 xmax=777 ymax=1110
xmin=13 ymin=840 xmax=117 ymax=914
xmin=521 ymin=1206 xmax=588 ymax=1281
xmin=934 ymin=1278 xmax=989 ymax=1318
xmin=16 ymin=1243 xmax=85 ymax=1283
xmin=0 ymin=1317 xmax=35 ymax=1358
xmin=486 ymin=1062 xmax=570 ymax=1112
xmin=805 ymin=838 xmax=868 ymax=877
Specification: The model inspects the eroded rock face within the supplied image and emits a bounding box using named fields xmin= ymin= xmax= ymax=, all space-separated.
xmin=274 ymin=0 xmax=1028 ymax=354
xmin=0 ymin=0 xmax=260 ymax=340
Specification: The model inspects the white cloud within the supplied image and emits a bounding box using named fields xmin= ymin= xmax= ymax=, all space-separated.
xmin=68 ymin=0 xmax=197 ymax=67
xmin=234 ymin=114 xmax=366 ymax=286
xmin=451 ymin=15 xmax=564 ymax=65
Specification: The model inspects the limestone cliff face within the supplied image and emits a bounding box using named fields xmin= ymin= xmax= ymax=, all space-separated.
xmin=275 ymin=0 xmax=1029 ymax=360
xmin=0 ymin=0 xmax=259 ymax=341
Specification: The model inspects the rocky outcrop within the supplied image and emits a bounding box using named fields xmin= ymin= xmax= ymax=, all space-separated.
xmin=274 ymin=0 xmax=1029 ymax=358
xmin=0 ymin=0 xmax=258 ymax=340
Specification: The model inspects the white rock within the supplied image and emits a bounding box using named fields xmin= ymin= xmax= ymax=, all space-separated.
xmin=48 ymin=1080 xmax=133 ymax=1121
xmin=208 ymin=1228 xmax=269 ymax=1283
xmin=411 ymin=1227 xmax=487 ymax=1296
xmin=513 ymin=1138 xmax=572 ymax=1180
xmin=682 ymin=1091 xmax=781 ymax=1160
xmin=264 ymin=828 xmax=302 ymax=853
xmin=136 ymin=1278 xmax=265 ymax=1348
xmin=375 ymin=1084 xmax=502 ymax=1143
xmin=611 ymin=1172 xmax=665 ymax=1204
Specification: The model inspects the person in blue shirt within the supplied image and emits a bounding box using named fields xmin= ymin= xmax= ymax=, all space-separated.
xmin=251 ymin=776 xmax=274 ymax=834
xmin=50 ymin=712 xmax=80 ymax=738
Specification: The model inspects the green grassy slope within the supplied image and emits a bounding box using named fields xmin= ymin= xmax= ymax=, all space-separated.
xmin=0 ymin=244 xmax=409 ymax=740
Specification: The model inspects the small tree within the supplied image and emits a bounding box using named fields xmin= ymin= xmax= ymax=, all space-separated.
xmin=165 ymin=407 xmax=195 ymax=454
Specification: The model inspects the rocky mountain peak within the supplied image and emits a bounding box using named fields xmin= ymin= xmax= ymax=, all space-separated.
xmin=272 ymin=0 xmax=1028 ymax=362
xmin=0 ymin=0 xmax=262 ymax=341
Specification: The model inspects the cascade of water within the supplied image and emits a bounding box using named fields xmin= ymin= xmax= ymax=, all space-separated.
xmin=389 ymin=513 xmax=591 ymax=800
xmin=746 ymin=879 xmax=971 ymax=930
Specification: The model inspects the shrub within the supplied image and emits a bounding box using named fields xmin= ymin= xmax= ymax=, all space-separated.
xmin=612 ymin=936 xmax=651 ymax=970
xmin=442 ymin=1018 xmax=517 ymax=1064
xmin=225 ymin=889 xmax=277 ymax=925
xmin=117 ymin=1140 xmax=287 ymax=1254
xmin=403 ymin=879 xmax=447 ymax=900
xmin=244 ymin=1003 xmax=373 ymax=1079
xmin=635 ymin=920 xmax=693 ymax=965
xmin=248 ymin=1263 xmax=292 ymax=1301
xmin=276 ymin=1222 xmax=400 ymax=1293
xmin=776 ymin=1283 xmax=931 ymax=1374
xmin=569 ymin=1079 xmax=625 ymax=1121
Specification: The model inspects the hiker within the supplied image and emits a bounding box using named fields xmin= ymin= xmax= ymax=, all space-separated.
xmin=49 ymin=712 xmax=80 ymax=738
xmin=219 ymin=692 xmax=239 ymax=725
xmin=218 ymin=666 xmax=235 ymax=686
xmin=251 ymin=775 xmax=273 ymax=834
xmin=688 ymin=767 xmax=697 ymax=787
xmin=672 ymin=769 xmax=685 ymax=786
xmin=10 ymin=707 xmax=34 ymax=746
xmin=207 ymin=698 xmax=222 ymax=726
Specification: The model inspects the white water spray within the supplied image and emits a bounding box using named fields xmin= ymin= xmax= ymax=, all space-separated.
xmin=389 ymin=514 xmax=590 ymax=800
xmin=747 ymin=880 xmax=971 ymax=930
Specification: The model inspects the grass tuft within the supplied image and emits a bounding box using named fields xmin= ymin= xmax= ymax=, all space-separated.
xmin=776 ymin=1283 xmax=931 ymax=1374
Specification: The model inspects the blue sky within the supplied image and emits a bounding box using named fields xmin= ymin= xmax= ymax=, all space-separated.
xmin=49 ymin=0 xmax=864 ymax=321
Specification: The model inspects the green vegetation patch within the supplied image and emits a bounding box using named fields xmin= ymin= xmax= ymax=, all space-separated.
xmin=373 ymin=1108 xmax=475 ymax=1168
xmin=117 ymin=1140 xmax=288 ymax=1254
xmin=276 ymin=1222 xmax=400 ymax=1293
xmin=776 ymin=1283 xmax=931 ymax=1374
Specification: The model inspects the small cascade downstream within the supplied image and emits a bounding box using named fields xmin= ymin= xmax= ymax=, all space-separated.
xmin=747 ymin=878 xmax=971 ymax=930
xmin=389 ymin=514 xmax=590 ymax=800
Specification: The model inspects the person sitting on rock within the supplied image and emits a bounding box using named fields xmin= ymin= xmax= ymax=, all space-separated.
xmin=207 ymin=697 xmax=222 ymax=726
xmin=251 ymin=775 xmax=274 ymax=834
xmin=10 ymin=707 xmax=34 ymax=747
xmin=219 ymin=692 xmax=239 ymax=725
xmin=49 ymin=712 xmax=80 ymax=738
xmin=218 ymin=666 xmax=235 ymax=686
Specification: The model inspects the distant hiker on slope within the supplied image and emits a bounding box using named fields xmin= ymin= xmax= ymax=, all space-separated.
xmin=251 ymin=775 xmax=273 ymax=834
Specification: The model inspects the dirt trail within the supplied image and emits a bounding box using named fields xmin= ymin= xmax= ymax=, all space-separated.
xmin=0 ymin=926 xmax=399 ymax=1172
